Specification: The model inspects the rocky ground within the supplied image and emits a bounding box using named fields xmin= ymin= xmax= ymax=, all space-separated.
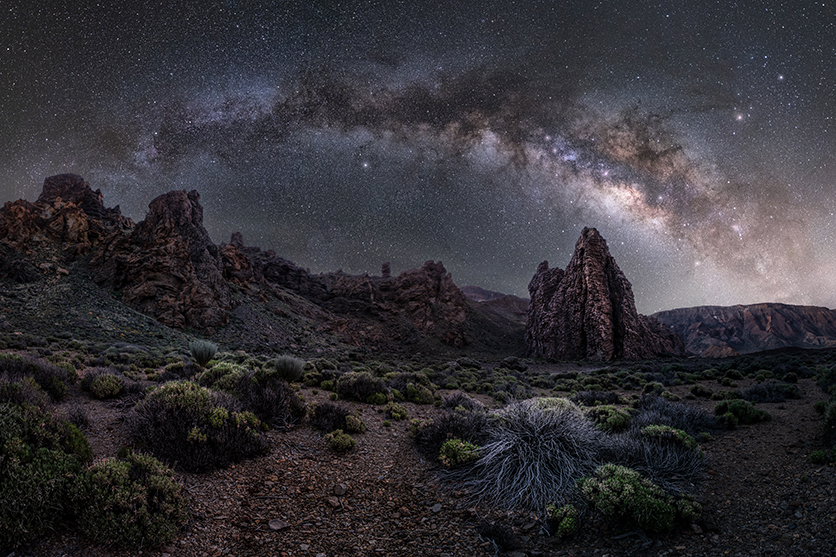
xmin=7 ymin=372 xmax=835 ymax=557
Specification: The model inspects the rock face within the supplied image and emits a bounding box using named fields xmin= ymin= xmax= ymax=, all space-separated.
xmin=525 ymin=227 xmax=683 ymax=361
xmin=653 ymin=303 xmax=836 ymax=356
xmin=0 ymin=173 xmax=131 ymax=256
xmin=91 ymin=190 xmax=232 ymax=330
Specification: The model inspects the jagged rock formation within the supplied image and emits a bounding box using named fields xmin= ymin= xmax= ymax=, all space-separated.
xmin=0 ymin=174 xmax=132 ymax=257
xmin=91 ymin=190 xmax=232 ymax=330
xmin=653 ymin=303 xmax=836 ymax=356
xmin=1 ymin=174 xmax=515 ymax=350
xmin=525 ymin=227 xmax=683 ymax=361
xmin=224 ymin=233 xmax=470 ymax=348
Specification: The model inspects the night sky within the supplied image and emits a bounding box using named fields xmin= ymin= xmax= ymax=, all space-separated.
xmin=2 ymin=1 xmax=835 ymax=313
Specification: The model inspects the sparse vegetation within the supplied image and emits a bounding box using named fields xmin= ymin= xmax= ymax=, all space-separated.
xmin=324 ymin=429 xmax=356 ymax=452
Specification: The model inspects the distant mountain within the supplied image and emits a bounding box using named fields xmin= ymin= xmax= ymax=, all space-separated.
xmin=461 ymin=285 xmax=513 ymax=302
xmin=653 ymin=303 xmax=836 ymax=356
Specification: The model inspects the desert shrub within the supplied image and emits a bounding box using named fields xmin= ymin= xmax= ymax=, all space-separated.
xmin=196 ymin=361 xmax=247 ymax=388
xmin=232 ymin=369 xmax=306 ymax=427
xmin=441 ymin=391 xmax=484 ymax=413
xmin=585 ymin=405 xmax=632 ymax=432
xmin=596 ymin=432 xmax=705 ymax=496
xmin=66 ymin=403 xmax=90 ymax=430
xmin=546 ymin=503 xmax=579 ymax=538
xmin=714 ymin=399 xmax=771 ymax=425
xmin=388 ymin=371 xmax=434 ymax=392
xmin=451 ymin=398 xmax=602 ymax=516
xmin=367 ymin=392 xmax=387 ymax=404
xmin=384 ymin=402 xmax=408 ymax=420
xmin=816 ymin=365 xmax=836 ymax=394
xmin=690 ymin=384 xmax=713 ymax=399
xmin=0 ymin=402 xmax=91 ymax=547
xmin=344 ymin=414 xmax=366 ymax=433
xmin=643 ymin=382 xmax=664 ymax=395
xmin=439 ymin=438 xmax=481 ymax=467
xmin=309 ymin=401 xmax=351 ymax=432
xmin=641 ymin=425 xmax=701 ymax=454
xmin=266 ymin=355 xmax=305 ymax=383
xmin=740 ymin=381 xmax=801 ymax=403
xmin=0 ymin=352 xmax=71 ymax=401
xmin=336 ymin=371 xmax=389 ymax=402
xmin=457 ymin=357 xmax=481 ymax=369
xmin=413 ymin=410 xmax=490 ymax=460
xmin=0 ymin=375 xmax=50 ymax=408
xmin=74 ymin=451 xmax=188 ymax=549
xmin=405 ymin=382 xmax=435 ymax=404
xmin=580 ymin=463 xmax=701 ymax=533
xmin=89 ymin=373 xmax=125 ymax=399
xmin=631 ymin=395 xmax=720 ymax=437
xmin=189 ymin=339 xmax=217 ymax=367
xmin=324 ymin=429 xmax=355 ymax=452
xmin=571 ymin=390 xmax=621 ymax=407
xmin=125 ymin=381 xmax=268 ymax=472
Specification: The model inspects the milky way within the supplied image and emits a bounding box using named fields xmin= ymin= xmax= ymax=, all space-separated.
xmin=2 ymin=0 xmax=835 ymax=313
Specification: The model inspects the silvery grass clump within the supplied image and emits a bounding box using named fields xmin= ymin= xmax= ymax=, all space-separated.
xmin=450 ymin=398 xmax=603 ymax=517
xmin=433 ymin=395 xmax=716 ymax=522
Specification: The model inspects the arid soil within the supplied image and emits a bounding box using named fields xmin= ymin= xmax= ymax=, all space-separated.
xmin=8 ymin=374 xmax=836 ymax=557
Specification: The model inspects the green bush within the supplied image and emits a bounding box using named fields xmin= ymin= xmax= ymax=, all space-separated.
xmin=689 ymin=384 xmax=713 ymax=398
xmin=336 ymin=371 xmax=388 ymax=402
xmin=0 ymin=352 xmax=71 ymax=401
xmin=345 ymin=414 xmax=366 ymax=434
xmin=0 ymin=402 xmax=90 ymax=547
xmin=309 ymin=401 xmax=351 ymax=432
xmin=267 ymin=355 xmax=305 ymax=383
xmin=439 ymin=438 xmax=481 ymax=467
xmin=75 ymin=451 xmax=188 ymax=548
xmin=641 ymin=425 xmax=701 ymax=454
xmin=714 ymin=399 xmax=771 ymax=425
xmin=189 ymin=339 xmax=217 ymax=367
xmin=405 ymin=382 xmax=434 ymax=404
xmin=579 ymin=463 xmax=700 ymax=533
xmin=324 ymin=429 xmax=356 ymax=452
xmin=125 ymin=381 xmax=268 ymax=472
xmin=90 ymin=373 xmax=125 ymax=399
xmin=546 ymin=503 xmax=579 ymax=538
xmin=384 ymin=402 xmax=408 ymax=420
xmin=585 ymin=405 xmax=632 ymax=432
xmin=233 ymin=369 xmax=306 ymax=427
xmin=196 ymin=361 xmax=247 ymax=388
xmin=366 ymin=392 xmax=388 ymax=405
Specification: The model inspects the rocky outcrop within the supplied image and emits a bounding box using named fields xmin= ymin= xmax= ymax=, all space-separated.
xmin=91 ymin=190 xmax=232 ymax=330
xmin=225 ymin=233 xmax=470 ymax=347
xmin=525 ymin=227 xmax=683 ymax=361
xmin=0 ymin=174 xmax=132 ymax=256
xmin=653 ymin=303 xmax=836 ymax=356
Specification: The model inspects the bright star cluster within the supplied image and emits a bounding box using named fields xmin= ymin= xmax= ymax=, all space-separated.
xmin=1 ymin=0 xmax=834 ymax=313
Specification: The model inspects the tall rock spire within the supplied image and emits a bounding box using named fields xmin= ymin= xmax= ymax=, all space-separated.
xmin=525 ymin=227 xmax=683 ymax=360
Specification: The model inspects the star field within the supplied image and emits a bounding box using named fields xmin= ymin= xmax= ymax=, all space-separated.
xmin=1 ymin=0 xmax=835 ymax=313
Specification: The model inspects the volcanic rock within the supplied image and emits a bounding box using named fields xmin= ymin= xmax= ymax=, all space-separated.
xmin=228 ymin=234 xmax=470 ymax=347
xmin=91 ymin=190 xmax=232 ymax=329
xmin=0 ymin=173 xmax=131 ymax=256
xmin=525 ymin=227 xmax=683 ymax=361
xmin=653 ymin=303 xmax=836 ymax=356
